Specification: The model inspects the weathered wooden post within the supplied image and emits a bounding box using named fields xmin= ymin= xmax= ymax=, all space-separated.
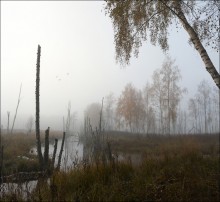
xmin=36 ymin=45 xmax=44 ymax=169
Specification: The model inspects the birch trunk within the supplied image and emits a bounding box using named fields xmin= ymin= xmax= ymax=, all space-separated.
xmin=174 ymin=3 xmax=220 ymax=89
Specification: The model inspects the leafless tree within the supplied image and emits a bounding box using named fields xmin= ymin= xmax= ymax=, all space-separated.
xmin=26 ymin=115 xmax=34 ymax=135
xmin=104 ymin=92 xmax=116 ymax=131
xmin=84 ymin=103 xmax=102 ymax=130
xmin=188 ymin=80 xmax=219 ymax=134
xmin=197 ymin=80 xmax=211 ymax=134
xmin=151 ymin=69 xmax=165 ymax=134
xmin=188 ymin=98 xmax=199 ymax=133
xmin=211 ymin=86 xmax=220 ymax=132
xmin=143 ymin=82 xmax=156 ymax=134
xmin=151 ymin=56 xmax=185 ymax=134
xmin=11 ymin=83 xmax=22 ymax=134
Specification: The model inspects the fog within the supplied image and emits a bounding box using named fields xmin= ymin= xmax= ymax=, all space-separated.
xmin=1 ymin=1 xmax=219 ymax=131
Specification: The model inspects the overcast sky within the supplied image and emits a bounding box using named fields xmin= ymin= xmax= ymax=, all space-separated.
xmin=1 ymin=1 xmax=219 ymax=130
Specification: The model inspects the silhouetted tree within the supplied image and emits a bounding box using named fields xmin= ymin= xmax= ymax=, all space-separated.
xmin=84 ymin=103 xmax=102 ymax=130
xmin=26 ymin=115 xmax=34 ymax=135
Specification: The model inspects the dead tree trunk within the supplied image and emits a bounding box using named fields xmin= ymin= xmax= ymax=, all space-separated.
xmin=44 ymin=127 xmax=50 ymax=170
xmin=57 ymin=132 xmax=66 ymax=170
xmin=11 ymin=84 xmax=22 ymax=134
xmin=7 ymin=112 xmax=10 ymax=135
xmin=36 ymin=45 xmax=44 ymax=169
xmin=52 ymin=138 xmax=58 ymax=169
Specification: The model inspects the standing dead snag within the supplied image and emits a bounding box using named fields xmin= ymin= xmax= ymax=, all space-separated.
xmin=57 ymin=132 xmax=66 ymax=170
xmin=36 ymin=45 xmax=44 ymax=169
xmin=44 ymin=127 xmax=50 ymax=170
xmin=11 ymin=83 xmax=22 ymax=134
xmin=52 ymin=139 xmax=58 ymax=169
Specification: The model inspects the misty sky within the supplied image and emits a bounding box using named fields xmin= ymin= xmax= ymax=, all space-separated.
xmin=1 ymin=1 xmax=219 ymax=130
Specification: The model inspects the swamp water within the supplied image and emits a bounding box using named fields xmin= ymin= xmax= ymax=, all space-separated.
xmin=31 ymin=135 xmax=84 ymax=170
xmin=0 ymin=135 xmax=131 ymax=200
xmin=0 ymin=135 xmax=84 ymax=199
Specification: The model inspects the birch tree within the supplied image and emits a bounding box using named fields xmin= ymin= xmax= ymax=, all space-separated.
xmin=197 ymin=80 xmax=211 ymax=134
xmin=161 ymin=56 xmax=186 ymax=134
xmin=211 ymin=87 xmax=220 ymax=132
xmin=26 ymin=115 xmax=34 ymax=135
xmin=143 ymin=82 xmax=156 ymax=134
xmin=188 ymin=80 xmax=219 ymax=134
xmin=105 ymin=0 xmax=220 ymax=88
xmin=134 ymin=90 xmax=146 ymax=133
xmin=151 ymin=56 xmax=185 ymax=134
xmin=188 ymin=98 xmax=199 ymax=133
xmin=151 ymin=69 xmax=165 ymax=134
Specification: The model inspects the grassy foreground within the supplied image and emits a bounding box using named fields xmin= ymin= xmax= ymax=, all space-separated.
xmin=1 ymin=132 xmax=219 ymax=201
xmin=38 ymin=154 xmax=218 ymax=202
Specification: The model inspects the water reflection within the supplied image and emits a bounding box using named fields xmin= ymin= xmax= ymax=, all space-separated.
xmin=31 ymin=136 xmax=84 ymax=170
xmin=1 ymin=136 xmax=84 ymax=200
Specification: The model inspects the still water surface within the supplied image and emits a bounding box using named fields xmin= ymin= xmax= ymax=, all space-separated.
xmin=1 ymin=136 xmax=83 ymax=199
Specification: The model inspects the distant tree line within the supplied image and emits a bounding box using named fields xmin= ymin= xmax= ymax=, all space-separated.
xmin=85 ymin=56 xmax=219 ymax=135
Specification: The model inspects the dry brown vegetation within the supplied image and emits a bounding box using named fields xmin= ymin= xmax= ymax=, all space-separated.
xmin=1 ymin=131 xmax=63 ymax=175
xmin=107 ymin=132 xmax=219 ymax=157
xmin=1 ymin=132 xmax=219 ymax=201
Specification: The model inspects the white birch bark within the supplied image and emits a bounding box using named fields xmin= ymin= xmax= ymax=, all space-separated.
xmin=174 ymin=3 xmax=220 ymax=89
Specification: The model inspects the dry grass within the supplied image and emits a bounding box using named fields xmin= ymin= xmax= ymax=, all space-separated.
xmin=1 ymin=132 xmax=219 ymax=201
xmin=1 ymin=131 xmax=63 ymax=175
xmin=107 ymin=132 xmax=219 ymax=162
xmin=26 ymin=152 xmax=219 ymax=202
